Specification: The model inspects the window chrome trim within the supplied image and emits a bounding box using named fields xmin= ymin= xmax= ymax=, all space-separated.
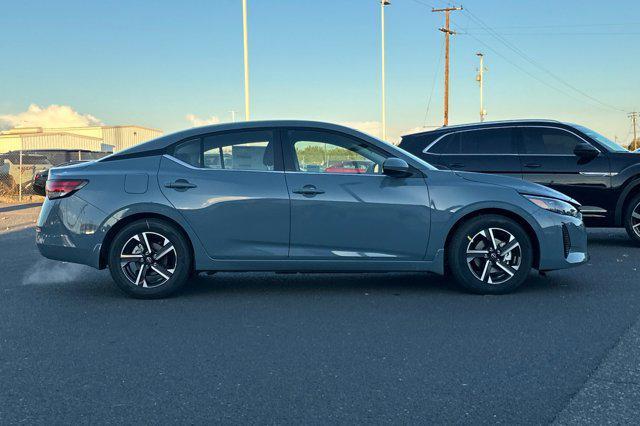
xmin=284 ymin=170 xmax=385 ymax=177
xmin=422 ymin=125 xmax=603 ymax=155
xmin=163 ymin=154 xmax=281 ymax=173
xmin=578 ymin=171 xmax=617 ymax=177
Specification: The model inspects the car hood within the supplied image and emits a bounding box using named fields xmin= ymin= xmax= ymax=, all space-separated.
xmin=454 ymin=171 xmax=579 ymax=205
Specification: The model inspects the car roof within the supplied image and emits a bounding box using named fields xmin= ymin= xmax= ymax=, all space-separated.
xmin=402 ymin=119 xmax=567 ymax=138
xmin=105 ymin=120 xmax=387 ymax=157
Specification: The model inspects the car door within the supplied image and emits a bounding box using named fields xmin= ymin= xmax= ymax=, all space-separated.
xmin=282 ymin=128 xmax=430 ymax=260
xmin=158 ymin=129 xmax=290 ymax=259
xmin=517 ymin=126 xmax=612 ymax=215
xmin=422 ymin=128 xmax=522 ymax=179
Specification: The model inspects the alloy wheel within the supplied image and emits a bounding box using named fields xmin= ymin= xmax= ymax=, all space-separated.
xmin=631 ymin=202 xmax=640 ymax=238
xmin=120 ymin=231 xmax=177 ymax=288
xmin=466 ymin=227 xmax=522 ymax=285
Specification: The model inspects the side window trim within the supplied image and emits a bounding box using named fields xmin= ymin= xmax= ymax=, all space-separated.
xmin=424 ymin=125 xmax=599 ymax=156
xmin=166 ymin=128 xmax=284 ymax=172
xmin=423 ymin=133 xmax=450 ymax=154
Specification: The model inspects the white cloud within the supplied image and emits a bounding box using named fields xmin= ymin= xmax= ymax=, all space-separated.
xmin=0 ymin=104 xmax=103 ymax=130
xmin=401 ymin=126 xmax=432 ymax=136
xmin=185 ymin=114 xmax=221 ymax=127
xmin=337 ymin=121 xmax=416 ymax=145
xmin=339 ymin=121 xmax=382 ymax=138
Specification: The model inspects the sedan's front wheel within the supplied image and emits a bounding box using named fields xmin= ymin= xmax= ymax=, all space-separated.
xmin=108 ymin=219 xmax=192 ymax=298
xmin=448 ymin=214 xmax=533 ymax=294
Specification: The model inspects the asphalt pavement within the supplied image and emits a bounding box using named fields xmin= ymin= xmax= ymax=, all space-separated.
xmin=1 ymin=203 xmax=639 ymax=424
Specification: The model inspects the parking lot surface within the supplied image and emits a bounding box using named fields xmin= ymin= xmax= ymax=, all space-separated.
xmin=1 ymin=203 xmax=639 ymax=424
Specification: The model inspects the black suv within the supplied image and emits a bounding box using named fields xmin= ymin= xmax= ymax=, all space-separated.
xmin=399 ymin=120 xmax=640 ymax=243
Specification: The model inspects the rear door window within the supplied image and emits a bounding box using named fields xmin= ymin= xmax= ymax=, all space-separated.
xmin=171 ymin=130 xmax=279 ymax=171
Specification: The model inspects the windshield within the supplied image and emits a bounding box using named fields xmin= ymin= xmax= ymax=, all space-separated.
xmin=572 ymin=124 xmax=628 ymax=153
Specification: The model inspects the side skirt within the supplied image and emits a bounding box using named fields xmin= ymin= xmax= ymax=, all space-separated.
xmin=195 ymin=250 xmax=446 ymax=275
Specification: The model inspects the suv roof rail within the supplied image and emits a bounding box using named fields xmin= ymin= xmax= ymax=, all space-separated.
xmin=402 ymin=119 xmax=564 ymax=137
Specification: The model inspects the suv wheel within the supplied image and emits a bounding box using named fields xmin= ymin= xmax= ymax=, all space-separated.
xmin=448 ymin=214 xmax=533 ymax=294
xmin=624 ymin=193 xmax=640 ymax=245
xmin=108 ymin=219 xmax=192 ymax=298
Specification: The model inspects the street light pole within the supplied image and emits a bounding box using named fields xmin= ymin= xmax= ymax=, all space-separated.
xmin=381 ymin=1 xmax=390 ymax=141
xmin=242 ymin=0 xmax=250 ymax=121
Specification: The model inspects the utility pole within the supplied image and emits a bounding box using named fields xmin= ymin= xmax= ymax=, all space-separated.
xmin=229 ymin=110 xmax=237 ymax=123
xmin=18 ymin=139 xmax=22 ymax=202
xmin=242 ymin=0 xmax=250 ymax=121
xmin=630 ymin=112 xmax=639 ymax=150
xmin=476 ymin=52 xmax=487 ymax=122
xmin=432 ymin=5 xmax=462 ymax=127
xmin=381 ymin=1 xmax=391 ymax=141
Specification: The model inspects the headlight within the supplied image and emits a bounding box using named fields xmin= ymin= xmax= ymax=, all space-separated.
xmin=524 ymin=195 xmax=579 ymax=218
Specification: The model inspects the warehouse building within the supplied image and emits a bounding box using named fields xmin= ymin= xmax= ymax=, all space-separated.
xmin=0 ymin=125 xmax=163 ymax=154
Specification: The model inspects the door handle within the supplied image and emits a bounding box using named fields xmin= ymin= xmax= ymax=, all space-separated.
xmin=449 ymin=163 xmax=465 ymax=168
xmin=293 ymin=185 xmax=325 ymax=196
xmin=165 ymin=179 xmax=197 ymax=190
xmin=524 ymin=163 xmax=542 ymax=168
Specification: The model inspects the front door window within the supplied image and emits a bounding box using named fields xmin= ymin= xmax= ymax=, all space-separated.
xmin=288 ymin=129 xmax=388 ymax=175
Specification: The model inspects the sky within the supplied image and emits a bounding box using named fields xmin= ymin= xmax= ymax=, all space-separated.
xmin=0 ymin=0 xmax=638 ymax=144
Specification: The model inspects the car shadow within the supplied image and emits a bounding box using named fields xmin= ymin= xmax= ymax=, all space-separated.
xmin=0 ymin=202 xmax=41 ymax=213
xmin=176 ymin=270 xmax=561 ymax=298
xmin=587 ymin=228 xmax=637 ymax=249
xmin=39 ymin=264 xmax=570 ymax=301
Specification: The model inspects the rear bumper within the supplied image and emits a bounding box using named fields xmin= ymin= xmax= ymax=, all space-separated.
xmin=36 ymin=195 xmax=106 ymax=268
xmin=534 ymin=210 xmax=588 ymax=271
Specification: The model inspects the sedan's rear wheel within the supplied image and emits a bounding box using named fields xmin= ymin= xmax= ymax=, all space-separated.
xmin=448 ymin=215 xmax=533 ymax=294
xmin=108 ymin=219 xmax=191 ymax=298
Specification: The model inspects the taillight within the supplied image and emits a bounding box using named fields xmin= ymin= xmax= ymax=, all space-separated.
xmin=45 ymin=179 xmax=88 ymax=199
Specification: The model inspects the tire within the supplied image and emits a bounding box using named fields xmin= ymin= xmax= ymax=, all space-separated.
xmin=624 ymin=193 xmax=640 ymax=246
xmin=107 ymin=219 xmax=192 ymax=299
xmin=447 ymin=214 xmax=533 ymax=295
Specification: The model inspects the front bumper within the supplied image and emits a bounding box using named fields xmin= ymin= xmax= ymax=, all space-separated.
xmin=534 ymin=210 xmax=588 ymax=271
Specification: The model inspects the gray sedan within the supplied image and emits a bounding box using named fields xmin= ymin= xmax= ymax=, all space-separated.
xmin=36 ymin=121 xmax=587 ymax=298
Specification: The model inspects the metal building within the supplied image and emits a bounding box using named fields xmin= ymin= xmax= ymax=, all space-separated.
xmin=0 ymin=125 xmax=163 ymax=154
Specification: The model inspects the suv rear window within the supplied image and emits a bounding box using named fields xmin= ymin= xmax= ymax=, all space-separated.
xmin=429 ymin=128 xmax=516 ymax=154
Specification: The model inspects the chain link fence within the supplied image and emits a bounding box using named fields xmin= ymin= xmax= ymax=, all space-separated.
xmin=0 ymin=150 xmax=109 ymax=202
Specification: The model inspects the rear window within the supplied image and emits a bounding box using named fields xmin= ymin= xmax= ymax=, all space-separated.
xmin=429 ymin=133 xmax=460 ymax=154
xmin=428 ymin=128 xmax=516 ymax=154
xmin=173 ymin=138 xmax=201 ymax=167
xmin=399 ymin=134 xmax=440 ymax=154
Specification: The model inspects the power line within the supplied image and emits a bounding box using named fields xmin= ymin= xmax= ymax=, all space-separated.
xmin=462 ymin=22 xmax=640 ymax=30
xmin=456 ymin=29 xmax=592 ymax=106
xmin=423 ymin=37 xmax=446 ymax=126
xmin=464 ymin=31 xmax=640 ymax=36
xmin=460 ymin=7 xmax=627 ymax=112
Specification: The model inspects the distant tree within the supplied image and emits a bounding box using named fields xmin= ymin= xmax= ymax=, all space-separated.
xmin=297 ymin=145 xmax=362 ymax=168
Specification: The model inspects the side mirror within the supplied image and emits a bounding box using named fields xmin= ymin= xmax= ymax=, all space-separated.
xmin=382 ymin=157 xmax=411 ymax=177
xmin=574 ymin=142 xmax=599 ymax=159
